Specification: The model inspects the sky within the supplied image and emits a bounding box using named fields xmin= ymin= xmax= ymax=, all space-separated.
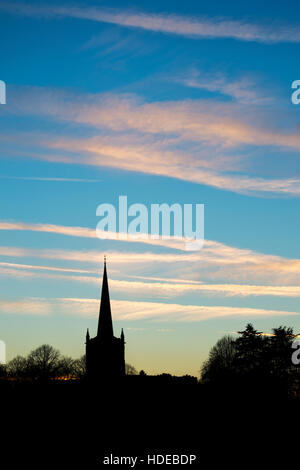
xmin=0 ymin=0 xmax=300 ymax=376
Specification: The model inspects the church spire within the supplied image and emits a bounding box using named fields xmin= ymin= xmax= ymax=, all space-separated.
xmin=97 ymin=256 xmax=114 ymax=339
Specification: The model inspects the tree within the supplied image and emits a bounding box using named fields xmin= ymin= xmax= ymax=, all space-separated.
xmin=7 ymin=355 xmax=29 ymax=378
xmin=201 ymin=335 xmax=237 ymax=383
xmin=125 ymin=363 xmax=137 ymax=375
xmin=6 ymin=349 xmax=87 ymax=381
xmin=201 ymin=323 xmax=300 ymax=397
xmin=0 ymin=363 xmax=7 ymax=378
xmin=57 ymin=356 xmax=76 ymax=379
xmin=268 ymin=326 xmax=297 ymax=392
xmin=234 ymin=323 xmax=265 ymax=376
xmin=71 ymin=355 xmax=86 ymax=379
xmin=27 ymin=344 xmax=62 ymax=381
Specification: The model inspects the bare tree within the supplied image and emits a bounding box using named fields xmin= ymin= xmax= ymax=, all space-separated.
xmin=71 ymin=355 xmax=86 ymax=378
xmin=125 ymin=363 xmax=138 ymax=375
xmin=0 ymin=363 xmax=7 ymax=377
xmin=27 ymin=344 xmax=61 ymax=380
xmin=201 ymin=335 xmax=236 ymax=383
xmin=58 ymin=356 xmax=76 ymax=378
xmin=7 ymin=355 xmax=29 ymax=378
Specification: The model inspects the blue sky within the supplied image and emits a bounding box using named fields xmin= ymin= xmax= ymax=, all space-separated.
xmin=0 ymin=0 xmax=300 ymax=376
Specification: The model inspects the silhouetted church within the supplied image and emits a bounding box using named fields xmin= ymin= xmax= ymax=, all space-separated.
xmin=85 ymin=258 xmax=125 ymax=380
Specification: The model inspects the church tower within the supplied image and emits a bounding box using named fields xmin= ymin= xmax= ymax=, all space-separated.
xmin=85 ymin=258 xmax=125 ymax=380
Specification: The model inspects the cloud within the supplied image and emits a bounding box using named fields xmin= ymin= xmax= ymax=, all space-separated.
xmin=5 ymin=87 xmax=300 ymax=195
xmin=46 ymin=135 xmax=300 ymax=195
xmin=0 ymin=298 xmax=50 ymax=315
xmin=108 ymin=279 xmax=300 ymax=299
xmin=0 ymin=220 xmax=198 ymax=250
xmin=0 ymin=261 xmax=93 ymax=275
xmin=111 ymin=300 xmax=300 ymax=322
xmin=0 ymin=265 xmax=99 ymax=285
xmin=2 ymin=220 xmax=300 ymax=286
xmin=0 ymin=220 xmax=96 ymax=239
xmin=0 ymin=296 xmax=298 ymax=321
xmin=1 ymin=3 xmax=300 ymax=44
xmin=2 ymin=253 xmax=300 ymax=298
xmin=0 ymin=175 xmax=102 ymax=183
xmin=11 ymin=90 xmax=300 ymax=151
xmin=175 ymin=70 xmax=271 ymax=105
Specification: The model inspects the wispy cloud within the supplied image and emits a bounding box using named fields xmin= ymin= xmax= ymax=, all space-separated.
xmin=0 ymin=296 xmax=298 ymax=322
xmin=0 ymin=175 xmax=102 ymax=183
xmin=1 ymin=232 xmax=300 ymax=296
xmin=2 ymin=262 xmax=300 ymax=299
xmin=0 ymin=265 xmax=99 ymax=284
xmin=175 ymin=70 xmax=272 ymax=105
xmin=0 ymin=220 xmax=97 ymax=240
xmin=0 ymin=298 xmax=50 ymax=315
xmin=2 ymin=221 xmax=300 ymax=284
xmin=110 ymin=301 xmax=300 ymax=322
xmin=0 ymin=220 xmax=193 ymax=250
xmin=5 ymin=87 xmax=300 ymax=195
xmin=0 ymin=261 xmax=93 ymax=275
xmin=1 ymin=3 xmax=300 ymax=44
xmin=47 ymin=135 xmax=300 ymax=196
xmin=10 ymin=89 xmax=300 ymax=151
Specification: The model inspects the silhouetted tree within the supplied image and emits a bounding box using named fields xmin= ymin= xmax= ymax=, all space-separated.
xmin=7 ymin=355 xmax=29 ymax=379
xmin=71 ymin=355 xmax=86 ymax=378
xmin=201 ymin=323 xmax=300 ymax=399
xmin=6 ymin=349 xmax=87 ymax=381
xmin=0 ymin=363 xmax=7 ymax=377
xmin=27 ymin=344 xmax=62 ymax=381
xmin=201 ymin=335 xmax=236 ymax=383
xmin=234 ymin=323 xmax=266 ymax=377
xmin=125 ymin=363 xmax=137 ymax=375
xmin=267 ymin=326 xmax=297 ymax=393
xmin=57 ymin=356 xmax=76 ymax=378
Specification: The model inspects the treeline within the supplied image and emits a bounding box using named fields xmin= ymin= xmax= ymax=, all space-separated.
xmin=0 ymin=344 xmax=86 ymax=381
xmin=2 ymin=323 xmax=299 ymax=394
xmin=0 ymin=344 xmax=140 ymax=381
xmin=201 ymin=323 xmax=300 ymax=396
